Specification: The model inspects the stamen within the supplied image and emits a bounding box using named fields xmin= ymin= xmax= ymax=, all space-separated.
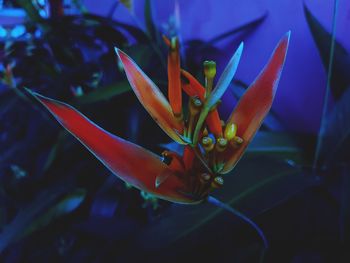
xmin=187 ymin=96 xmax=202 ymax=139
xmin=203 ymin=60 xmax=216 ymax=97
xmin=201 ymin=136 xmax=214 ymax=152
xmin=233 ymin=136 xmax=243 ymax=144
xmin=230 ymin=136 xmax=244 ymax=147
xmin=215 ymin=137 xmax=228 ymax=152
xmin=211 ymin=176 xmax=224 ymax=188
xmin=199 ymin=173 xmax=211 ymax=183
xmin=202 ymin=128 xmax=209 ymax=137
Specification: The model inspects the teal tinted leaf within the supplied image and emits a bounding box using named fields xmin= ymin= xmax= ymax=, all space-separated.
xmin=75 ymin=81 xmax=131 ymax=104
xmin=304 ymin=4 xmax=350 ymax=100
xmin=0 ymin=187 xmax=86 ymax=252
xmin=131 ymin=157 xmax=317 ymax=251
xmin=246 ymin=132 xmax=303 ymax=163
xmin=210 ymin=42 xmax=243 ymax=109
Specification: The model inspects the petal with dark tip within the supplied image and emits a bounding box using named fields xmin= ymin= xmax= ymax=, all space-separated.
xmin=28 ymin=91 xmax=197 ymax=204
xmin=221 ymin=32 xmax=291 ymax=174
xmin=115 ymin=48 xmax=185 ymax=144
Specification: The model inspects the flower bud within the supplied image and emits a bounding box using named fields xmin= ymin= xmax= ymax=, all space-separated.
xmin=203 ymin=61 xmax=217 ymax=79
xmin=224 ymin=123 xmax=237 ymax=141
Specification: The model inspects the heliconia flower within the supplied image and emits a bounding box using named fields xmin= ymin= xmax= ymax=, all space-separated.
xmin=27 ymin=31 xmax=290 ymax=247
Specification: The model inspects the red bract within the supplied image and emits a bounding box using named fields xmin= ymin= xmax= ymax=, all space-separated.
xmin=28 ymin=32 xmax=290 ymax=204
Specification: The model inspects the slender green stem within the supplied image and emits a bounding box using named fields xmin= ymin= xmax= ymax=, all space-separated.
xmin=313 ymin=0 xmax=339 ymax=172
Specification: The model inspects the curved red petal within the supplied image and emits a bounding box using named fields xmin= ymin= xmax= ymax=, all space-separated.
xmin=30 ymin=91 xmax=196 ymax=204
xmin=115 ymin=48 xmax=185 ymax=144
xmin=221 ymin=32 xmax=291 ymax=173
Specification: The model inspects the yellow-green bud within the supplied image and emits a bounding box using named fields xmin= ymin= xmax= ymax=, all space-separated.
xmin=224 ymin=123 xmax=237 ymax=141
xmin=203 ymin=60 xmax=216 ymax=79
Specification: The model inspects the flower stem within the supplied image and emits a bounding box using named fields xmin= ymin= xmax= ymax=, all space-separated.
xmin=207 ymin=195 xmax=268 ymax=249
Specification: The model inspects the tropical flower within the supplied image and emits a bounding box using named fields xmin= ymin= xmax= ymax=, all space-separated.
xmin=27 ymin=32 xmax=290 ymax=206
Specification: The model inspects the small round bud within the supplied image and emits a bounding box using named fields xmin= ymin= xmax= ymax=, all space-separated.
xmin=199 ymin=173 xmax=211 ymax=183
xmin=189 ymin=96 xmax=202 ymax=115
xmin=203 ymin=60 xmax=216 ymax=79
xmin=215 ymin=137 xmax=228 ymax=152
xmin=201 ymin=136 xmax=214 ymax=152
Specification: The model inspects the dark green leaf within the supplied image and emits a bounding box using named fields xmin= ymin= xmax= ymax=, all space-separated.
xmin=75 ymin=81 xmax=131 ymax=104
xmin=320 ymin=87 xmax=350 ymax=166
xmin=208 ymin=12 xmax=268 ymax=45
xmin=144 ymin=0 xmax=157 ymax=41
xmin=340 ymin=167 xmax=350 ymax=243
xmin=246 ymin=132 xmax=303 ymax=163
xmin=304 ymin=4 xmax=350 ymax=100
xmin=131 ymin=156 xmax=317 ymax=251
xmin=0 ymin=187 xmax=86 ymax=252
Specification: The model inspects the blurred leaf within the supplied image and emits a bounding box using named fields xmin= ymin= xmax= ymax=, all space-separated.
xmin=320 ymin=87 xmax=350 ymax=166
xmin=304 ymin=4 xmax=350 ymax=100
xmin=0 ymin=187 xmax=86 ymax=252
xmin=16 ymin=0 xmax=43 ymax=23
xmin=42 ymin=131 xmax=68 ymax=173
xmin=84 ymin=14 xmax=149 ymax=43
xmin=130 ymin=156 xmax=317 ymax=251
xmin=144 ymin=0 xmax=157 ymax=41
xmin=246 ymin=132 xmax=302 ymax=163
xmin=75 ymin=81 xmax=131 ymax=104
xmin=340 ymin=167 xmax=350 ymax=244
xmin=184 ymin=13 xmax=266 ymax=74
xmin=207 ymin=12 xmax=268 ymax=45
xmin=120 ymin=0 xmax=133 ymax=12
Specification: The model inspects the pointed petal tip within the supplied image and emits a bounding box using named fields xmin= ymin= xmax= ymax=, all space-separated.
xmin=114 ymin=47 xmax=124 ymax=61
xmin=282 ymin=31 xmax=291 ymax=47
xmin=238 ymin=41 xmax=244 ymax=52
xmin=25 ymin=88 xmax=48 ymax=102
xmin=286 ymin=30 xmax=291 ymax=38
xmin=114 ymin=47 xmax=119 ymax=56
